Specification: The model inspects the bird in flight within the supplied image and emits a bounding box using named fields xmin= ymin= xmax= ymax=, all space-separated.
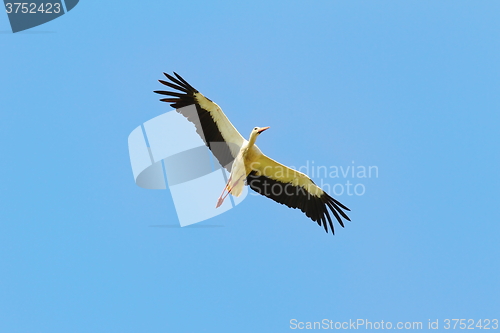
xmin=154 ymin=72 xmax=351 ymax=234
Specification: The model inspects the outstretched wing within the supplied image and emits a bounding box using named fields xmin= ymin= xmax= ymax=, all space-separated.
xmin=247 ymin=154 xmax=351 ymax=234
xmin=154 ymin=72 xmax=245 ymax=171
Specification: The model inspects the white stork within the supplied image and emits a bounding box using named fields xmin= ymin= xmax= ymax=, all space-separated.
xmin=154 ymin=72 xmax=351 ymax=234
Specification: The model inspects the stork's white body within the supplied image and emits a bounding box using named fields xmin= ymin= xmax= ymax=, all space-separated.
xmin=232 ymin=131 xmax=264 ymax=195
xmin=226 ymin=145 xmax=248 ymax=197
xmin=217 ymin=127 xmax=267 ymax=206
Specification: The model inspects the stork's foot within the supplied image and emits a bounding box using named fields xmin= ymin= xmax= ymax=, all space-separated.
xmin=216 ymin=196 xmax=225 ymax=208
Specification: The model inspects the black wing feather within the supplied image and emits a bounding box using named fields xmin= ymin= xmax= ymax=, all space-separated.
xmin=158 ymin=79 xmax=189 ymax=93
xmin=154 ymin=72 xmax=236 ymax=170
xmin=247 ymin=172 xmax=351 ymax=235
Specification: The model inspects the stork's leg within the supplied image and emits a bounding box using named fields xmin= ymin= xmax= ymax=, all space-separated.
xmin=215 ymin=174 xmax=245 ymax=208
xmin=216 ymin=189 xmax=231 ymax=208
xmin=216 ymin=176 xmax=232 ymax=208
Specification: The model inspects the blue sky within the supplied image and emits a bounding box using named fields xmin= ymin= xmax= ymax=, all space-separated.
xmin=1 ymin=1 xmax=499 ymax=332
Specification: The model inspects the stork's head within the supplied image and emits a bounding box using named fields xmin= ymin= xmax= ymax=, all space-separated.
xmin=252 ymin=126 xmax=270 ymax=136
xmin=249 ymin=126 xmax=270 ymax=145
xmin=248 ymin=126 xmax=270 ymax=145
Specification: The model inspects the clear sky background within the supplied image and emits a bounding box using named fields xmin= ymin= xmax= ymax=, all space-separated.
xmin=1 ymin=1 xmax=499 ymax=332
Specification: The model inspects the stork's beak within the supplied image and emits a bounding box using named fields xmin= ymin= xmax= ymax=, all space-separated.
xmin=258 ymin=126 xmax=270 ymax=133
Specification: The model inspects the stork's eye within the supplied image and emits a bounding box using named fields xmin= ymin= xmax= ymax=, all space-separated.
xmin=254 ymin=127 xmax=258 ymax=130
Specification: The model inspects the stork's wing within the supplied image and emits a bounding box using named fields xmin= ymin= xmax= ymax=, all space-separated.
xmin=247 ymin=155 xmax=351 ymax=234
xmin=154 ymin=72 xmax=245 ymax=171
